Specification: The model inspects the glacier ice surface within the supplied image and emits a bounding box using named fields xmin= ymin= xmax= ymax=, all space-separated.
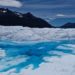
xmin=0 ymin=26 xmax=75 ymax=42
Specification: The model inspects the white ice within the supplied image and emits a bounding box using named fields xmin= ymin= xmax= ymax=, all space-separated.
xmin=0 ymin=26 xmax=75 ymax=42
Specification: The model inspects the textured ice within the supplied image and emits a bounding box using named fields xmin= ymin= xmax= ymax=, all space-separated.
xmin=0 ymin=48 xmax=6 ymax=57
xmin=0 ymin=40 xmax=75 ymax=75
xmin=0 ymin=26 xmax=75 ymax=75
xmin=0 ymin=26 xmax=75 ymax=41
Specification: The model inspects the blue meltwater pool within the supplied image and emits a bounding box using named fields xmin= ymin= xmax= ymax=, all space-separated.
xmin=0 ymin=40 xmax=75 ymax=75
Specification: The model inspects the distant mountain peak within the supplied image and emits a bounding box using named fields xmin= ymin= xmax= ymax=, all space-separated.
xmin=26 ymin=12 xmax=32 ymax=15
xmin=24 ymin=12 xmax=35 ymax=18
xmin=61 ymin=22 xmax=75 ymax=28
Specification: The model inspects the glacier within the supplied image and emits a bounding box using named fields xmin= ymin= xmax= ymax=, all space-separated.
xmin=0 ymin=26 xmax=75 ymax=75
xmin=0 ymin=26 xmax=75 ymax=42
xmin=0 ymin=40 xmax=75 ymax=75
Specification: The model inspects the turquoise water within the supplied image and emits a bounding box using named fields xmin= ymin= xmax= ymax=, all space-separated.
xmin=0 ymin=40 xmax=75 ymax=73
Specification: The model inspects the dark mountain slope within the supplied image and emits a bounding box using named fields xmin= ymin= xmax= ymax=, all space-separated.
xmin=0 ymin=8 xmax=53 ymax=28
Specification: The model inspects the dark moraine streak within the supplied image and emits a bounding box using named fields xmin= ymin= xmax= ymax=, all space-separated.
xmin=0 ymin=8 xmax=53 ymax=28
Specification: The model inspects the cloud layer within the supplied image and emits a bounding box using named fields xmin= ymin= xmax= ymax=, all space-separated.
xmin=0 ymin=0 xmax=22 ymax=7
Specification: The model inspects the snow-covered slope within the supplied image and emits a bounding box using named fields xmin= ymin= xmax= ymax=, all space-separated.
xmin=0 ymin=26 xmax=75 ymax=41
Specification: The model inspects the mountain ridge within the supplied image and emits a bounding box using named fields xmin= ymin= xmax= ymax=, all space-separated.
xmin=0 ymin=8 xmax=53 ymax=28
